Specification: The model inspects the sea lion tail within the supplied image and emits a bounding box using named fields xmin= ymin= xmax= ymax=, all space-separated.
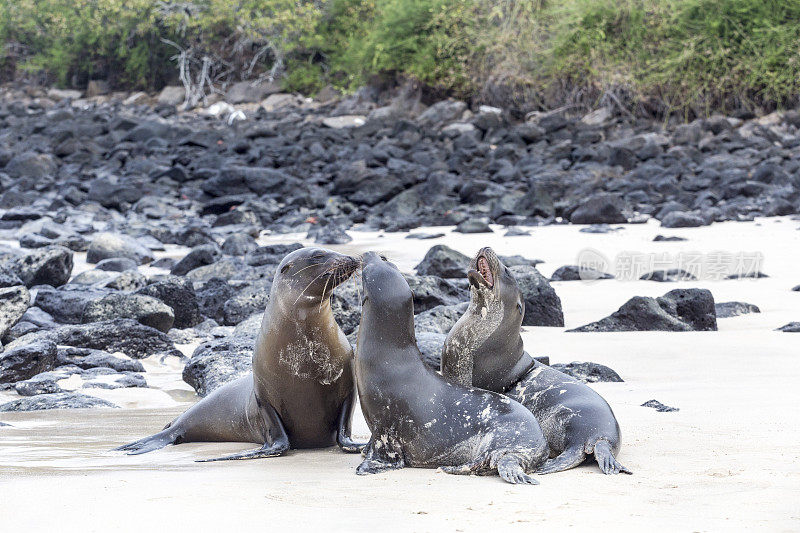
xmin=114 ymin=428 xmax=177 ymax=455
xmin=593 ymin=439 xmax=632 ymax=475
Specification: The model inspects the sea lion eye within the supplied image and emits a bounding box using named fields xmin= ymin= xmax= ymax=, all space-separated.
xmin=380 ymin=254 xmax=388 ymax=262
xmin=281 ymin=262 xmax=292 ymax=273
xmin=517 ymin=302 xmax=523 ymax=314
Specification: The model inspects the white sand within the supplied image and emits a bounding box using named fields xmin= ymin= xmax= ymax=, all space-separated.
xmin=1 ymin=217 xmax=799 ymax=531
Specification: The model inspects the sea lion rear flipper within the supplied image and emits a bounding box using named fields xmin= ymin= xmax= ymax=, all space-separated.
xmin=336 ymin=391 xmax=367 ymax=453
xmin=536 ymin=446 xmax=586 ymax=474
xmin=196 ymin=400 xmax=290 ymax=462
xmin=593 ymin=439 xmax=632 ymax=475
xmin=114 ymin=427 xmax=181 ymax=455
xmin=355 ymin=435 xmax=405 ymax=475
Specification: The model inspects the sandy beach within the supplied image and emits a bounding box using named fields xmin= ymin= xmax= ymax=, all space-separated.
xmin=2 ymin=217 xmax=799 ymax=531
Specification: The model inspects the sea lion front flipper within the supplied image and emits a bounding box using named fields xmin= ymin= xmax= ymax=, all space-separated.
xmin=355 ymin=436 xmax=405 ymax=475
xmin=336 ymin=390 xmax=367 ymax=453
xmin=536 ymin=446 xmax=586 ymax=474
xmin=196 ymin=400 xmax=290 ymax=462
xmin=592 ymin=439 xmax=632 ymax=475
xmin=496 ymin=455 xmax=539 ymax=485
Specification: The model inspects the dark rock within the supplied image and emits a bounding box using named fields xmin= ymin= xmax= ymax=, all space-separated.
xmin=87 ymin=233 xmax=154 ymax=265
xmin=331 ymin=281 xmax=361 ymax=336
xmin=569 ymin=288 xmax=717 ymax=332
xmin=641 ymin=399 xmax=679 ymax=412
xmin=222 ymin=233 xmax=258 ymax=256
xmin=504 ymin=228 xmax=531 ymax=237
xmin=83 ymin=372 xmax=147 ymax=389
xmin=245 ymin=244 xmax=303 ymax=267
xmin=0 ymin=392 xmax=117 ymax=411
xmin=405 ymin=233 xmax=445 ymax=240
xmin=715 ymin=301 xmax=760 ymax=318
xmin=0 ymin=269 xmax=24 ymax=288
xmin=33 ymin=287 xmax=107 ymax=324
xmin=550 ymin=362 xmax=623 ymax=383
xmin=415 ymin=303 xmax=469 ymax=335
xmin=792 ymin=285 xmax=799 ymax=292
xmin=417 ymin=331 xmax=446 ymax=370
xmin=415 ymin=245 xmax=470 ymax=278
xmin=0 ymin=285 xmax=30 ymax=339
xmin=550 ymin=265 xmax=614 ymax=282
xmin=579 ymin=224 xmax=622 ymax=234
xmin=640 ymin=269 xmax=697 ymax=282
xmin=307 ymin=223 xmax=352 ymax=245
xmin=0 ymin=340 xmax=57 ymax=383
xmin=171 ymin=244 xmax=221 ymax=276
xmin=499 ymin=255 xmax=543 ymax=268
xmin=196 ymin=278 xmax=235 ymax=323
xmin=222 ymin=280 xmax=272 ymax=326
xmin=405 ymin=274 xmax=468 ymax=314
xmin=82 ymin=293 xmax=175 ymax=333
xmin=661 ymin=211 xmax=706 ymax=228
xmin=95 ymin=257 xmax=138 ymax=272
xmin=653 ymin=235 xmax=687 ymax=242
xmin=777 ymin=322 xmax=800 ymax=332
xmin=26 ymin=319 xmax=182 ymax=359
xmin=726 ymin=272 xmax=768 ymax=280
xmin=3 ymin=246 xmax=73 ymax=287
xmin=103 ymin=270 xmax=148 ymax=291
xmin=183 ymin=336 xmax=253 ymax=396
xmin=136 ymin=276 xmax=202 ymax=329
xmin=569 ymin=194 xmax=627 ymax=225
xmin=454 ymin=219 xmax=493 ymax=234
xmin=56 ymin=347 xmax=145 ymax=372
xmin=509 ymin=265 xmax=564 ymax=327
xmin=14 ymin=371 xmax=66 ymax=396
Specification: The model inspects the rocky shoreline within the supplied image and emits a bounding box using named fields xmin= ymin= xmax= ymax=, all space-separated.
xmin=1 ymin=86 xmax=798 ymax=411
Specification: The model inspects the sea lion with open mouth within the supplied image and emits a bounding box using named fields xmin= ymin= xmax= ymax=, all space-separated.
xmin=355 ymin=251 xmax=549 ymax=484
xmin=442 ymin=247 xmax=630 ymax=475
xmin=116 ymin=247 xmax=364 ymax=461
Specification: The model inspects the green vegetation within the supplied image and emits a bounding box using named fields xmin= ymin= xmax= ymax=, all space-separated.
xmin=1 ymin=0 xmax=799 ymax=116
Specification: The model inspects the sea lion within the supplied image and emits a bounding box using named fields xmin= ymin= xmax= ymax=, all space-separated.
xmin=355 ymin=252 xmax=549 ymax=484
xmin=116 ymin=247 xmax=364 ymax=460
xmin=442 ymin=247 xmax=631 ymax=475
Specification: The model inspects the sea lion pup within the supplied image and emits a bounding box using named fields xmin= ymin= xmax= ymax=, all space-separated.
xmin=442 ymin=247 xmax=631 ymax=475
xmin=355 ymin=252 xmax=549 ymax=485
xmin=116 ymin=247 xmax=364 ymax=461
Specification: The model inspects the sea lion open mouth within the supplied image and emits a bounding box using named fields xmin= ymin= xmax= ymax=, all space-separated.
xmin=476 ymin=255 xmax=494 ymax=288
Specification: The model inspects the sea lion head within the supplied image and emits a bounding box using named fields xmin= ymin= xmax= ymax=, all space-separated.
xmin=359 ymin=251 xmax=415 ymax=340
xmin=468 ymin=247 xmax=524 ymax=327
xmin=275 ymin=247 xmax=360 ymax=306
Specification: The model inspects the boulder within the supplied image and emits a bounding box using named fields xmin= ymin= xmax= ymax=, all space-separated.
xmin=415 ymin=303 xmax=469 ymax=335
xmin=417 ymin=331 xmax=446 ymax=370
xmin=550 ymin=362 xmax=623 ymax=383
xmin=550 ymin=265 xmax=614 ymax=282
xmin=157 ymin=86 xmax=186 ymax=106
xmin=715 ymin=301 xmax=760 ymax=318
xmin=569 ymin=288 xmax=717 ymax=332
xmin=0 ymin=285 xmax=30 ymax=339
xmin=415 ymin=245 xmax=470 ymax=278
xmin=641 ymin=399 xmax=679 ymax=412
xmin=0 ymin=392 xmax=117 ymax=411
xmin=660 ymin=211 xmax=706 ymax=228
xmin=136 ymin=276 xmax=203 ymax=329
xmin=569 ymin=194 xmax=627 ymax=225
xmin=777 ymin=322 xmax=800 ymax=332
xmin=87 ymin=233 xmax=154 ymax=265
xmin=405 ymin=274 xmax=468 ymax=314
xmin=639 ymin=269 xmax=697 ymax=282
xmin=183 ymin=336 xmax=253 ymax=396
xmin=509 ymin=265 xmax=564 ymax=327
xmin=56 ymin=347 xmax=145 ymax=372
xmin=4 ymin=246 xmax=73 ymax=287
xmin=82 ymin=293 xmax=175 ymax=333
xmin=0 ymin=340 xmax=57 ymax=383
xmin=221 ymin=280 xmax=272 ymax=326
